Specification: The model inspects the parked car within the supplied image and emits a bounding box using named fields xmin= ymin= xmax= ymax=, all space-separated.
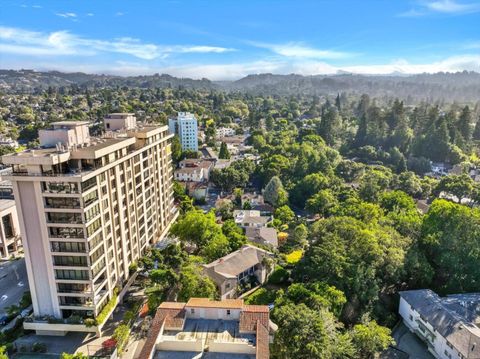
xmin=0 ymin=315 xmax=8 ymax=325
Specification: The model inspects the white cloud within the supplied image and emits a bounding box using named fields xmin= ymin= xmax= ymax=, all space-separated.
xmin=56 ymin=12 xmax=77 ymax=18
xmin=0 ymin=26 xmax=235 ymax=60
xmin=115 ymin=12 xmax=125 ymax=16
xmin=249 ymin=41 xmax=354 ymax=59
xmin=86 ymin=13 xmax=94 ymax=16
xmin=32 ymin=5 xmax=42 ymax=8
xmin=426 ymin=0 xmax=480 ymax=13
xmin=400 ymin=0 xmax=480 ymax=16
xmin=8 ymin=55 xmax=479 ymax=81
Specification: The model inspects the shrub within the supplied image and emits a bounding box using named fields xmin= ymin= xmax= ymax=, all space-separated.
xmin=128 ymin=262 xmax=138 ymax=275
xmin=32 ymin=342 xmax=47 ymax=353
xmin=268 ymin=265 xmax=289 ymax=284
xmin=66 ymin=315 xmax=82 ymax=324
xmin=95 ymin=292 xmax=118 ymax=325
xmin=285 ymin=250 xmax=303 ymax=264
xmin=245 ymin=288 xmax=277 ymax=305
xmin=84 ymin=318 xmax=96 ymax=327
xmin=112 ymin=324 xmax=130 ymax=354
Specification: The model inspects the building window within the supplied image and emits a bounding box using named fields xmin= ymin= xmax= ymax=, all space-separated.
xmin=226 ymin=310 xmax=231 ymax=316
xmin=409 ymin=314 xmax=413 ymax=321
xmin=191 ymin=308 xmax=195 ymax=314
xmin=2 ymin=215 xmax=14 ymax=238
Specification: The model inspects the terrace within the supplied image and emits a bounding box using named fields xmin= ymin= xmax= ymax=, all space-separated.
xmin=157 ymin=319 xmax=256 ymax=356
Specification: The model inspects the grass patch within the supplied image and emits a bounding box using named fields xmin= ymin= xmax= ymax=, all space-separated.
xmin=285 ymin=250 xmax=303 ymax=264
xmin=244 ymin=287 xmax=277 ymax=305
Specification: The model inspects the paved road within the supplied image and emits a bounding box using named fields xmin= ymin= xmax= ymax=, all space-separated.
xmin=0 ymin=258 xmax=29 ymax=316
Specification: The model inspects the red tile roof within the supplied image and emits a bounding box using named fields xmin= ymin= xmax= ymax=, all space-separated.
xmin=239 ymin=308 xmax=269 ymax=333
xmin=186 ymin=297 xmax=244 ymax=309
xmin=256 ymin=321 xmax=270 ymax=359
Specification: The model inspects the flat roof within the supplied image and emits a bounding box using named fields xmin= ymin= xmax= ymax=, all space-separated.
xmin=0 ymin=199 xmax=15 ymax=212
xmin=51 ymin=121 xmax=90 ymax=126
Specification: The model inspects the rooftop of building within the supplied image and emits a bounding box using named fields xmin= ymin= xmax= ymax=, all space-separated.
xmin=400 ymin=289 xmax=480 ymax=358
xmin=203 ymin=245 xmax=271 ymax=280
xmin=139 ymin=298 xmax=271 ymax=359
xmin=0 ymin=198 xmax=15 ymax=212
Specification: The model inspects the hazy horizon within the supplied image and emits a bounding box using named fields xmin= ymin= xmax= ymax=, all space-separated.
xmin=1 ymin=0 xmax=480 ymax=80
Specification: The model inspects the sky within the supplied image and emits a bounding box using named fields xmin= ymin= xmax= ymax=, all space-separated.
xmin=0 ymin=0 xmax=479 ymax=80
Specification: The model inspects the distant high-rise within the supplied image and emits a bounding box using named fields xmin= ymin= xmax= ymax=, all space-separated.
xmin=2 ymin=114 xmax=177 ymax=335
xmin=168 ymin=112 xmax=199 ymax=152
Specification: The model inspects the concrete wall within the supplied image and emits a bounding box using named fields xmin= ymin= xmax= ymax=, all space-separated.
xmin=15 ymin=181 xmax=59 ymax=317
xmin=156 ymin=337 xmax=203 ymax=352
xmin=186 ymin=307 xmax=242 ymax=320
xmin=209 ymin=341 xmax=256 ymax=355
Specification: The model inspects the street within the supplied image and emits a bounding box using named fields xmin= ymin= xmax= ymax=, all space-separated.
xmin=0 ymin=258 xmax=29 ymax=316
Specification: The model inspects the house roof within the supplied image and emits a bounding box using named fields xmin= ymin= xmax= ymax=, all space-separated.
xmin=400 ymin=289 xmax=480 ymax=358
xmin=186 ymin=298 xmax=244 ymax=309
xmin=203 ymin=245 xmax=271 ymax=282
xmin=245 ymin=227 xmax=278 ymax=247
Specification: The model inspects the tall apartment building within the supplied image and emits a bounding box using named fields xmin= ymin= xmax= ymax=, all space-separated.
xmin=2 ymin=115 xmax=177 ymax=335
xmin=168 ymin=112 xmax=198 ymax=152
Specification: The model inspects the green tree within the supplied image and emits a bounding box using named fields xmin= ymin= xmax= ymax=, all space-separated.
xmin=274 ymin=205 xmax=295 ymax=225
xmin=291 ymin=224 xmax=308 ymax=249
xmin=433 ymin=174 xmax=474 ymax=203
xmin=263 ymin=176 xmax=288 ymax=207
xmin=305 ymin=189 xmax=338 ymax=216
xmin=420 ymin=199 xmax=480 ymax=292
xmin=222 ymin=219 xmax=247 ymax=251
xmin=272 ymin=303 xmax=356 ymax=359
xmin=350 ymin=320 xmax=395 ymax=357
xmin=60 ymin=353 xmax=88 ymax=359
xmin=178 ymin=265 xmax=217 ymax=301
xmin=218 ymin=141 xmax=231 ymax=159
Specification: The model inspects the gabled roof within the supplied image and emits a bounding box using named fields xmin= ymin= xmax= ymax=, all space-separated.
xmin=203 ymin=245 xmax=272 ymax=282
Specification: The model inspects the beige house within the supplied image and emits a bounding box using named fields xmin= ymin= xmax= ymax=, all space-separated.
xmin=203 ymin=245 xmax=273 ymax=300
xmin=2 ymin=115 xmax=177 ymax=335
xmin=139 ymin=298 xmax=275 ymax=359
xmin=0 ymin=199 xmax=21 ymax=259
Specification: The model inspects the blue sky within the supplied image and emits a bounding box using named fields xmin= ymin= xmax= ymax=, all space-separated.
xmin=0 ymin=0 xmax=479 ymax=79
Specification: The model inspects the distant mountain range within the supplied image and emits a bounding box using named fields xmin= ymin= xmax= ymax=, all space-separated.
xmin=1 ymin=69 xmax=480 ymax=103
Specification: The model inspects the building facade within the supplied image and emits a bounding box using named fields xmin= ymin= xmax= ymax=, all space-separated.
xmin=139 ymin=298 xmax=274 ymax=359
xmin=168 ymin=112 xmax=198 ymax=152
xmin=203 ymin=245 xmax=273 ymax=300
xmin=2 ymin=116 xmax=177 ymax=334
xmin=399 ymin=289 xmax=480 ymax=359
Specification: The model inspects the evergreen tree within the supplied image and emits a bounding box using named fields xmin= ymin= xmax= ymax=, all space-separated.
xmin=458 ymin=106 xmax=473 ymax=145
xmin=218 ymin=142 xmax=230 ymax=159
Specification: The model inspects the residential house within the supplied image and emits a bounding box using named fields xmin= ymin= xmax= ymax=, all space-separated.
xmin=179 ymin=158 xmax=214 ymax=181
xmin=203 ymin=245 xmax=273 ymax=300
xmin=138 ymin=297 xmax=275 ymax=359
xmin=174 ymin=166 xmax=205 ymax=182
xmin=399 ymin=289 xmax=480 ymax=359
xmin=234 ymin=210 xmax=272 ymax=228
xmin=0 ymin=199 xmax=21 ymax=259
xmin=245 ymin=227 xmax=278 ymax=249
xmin=216 ymin=127 xmax=236 ymax=138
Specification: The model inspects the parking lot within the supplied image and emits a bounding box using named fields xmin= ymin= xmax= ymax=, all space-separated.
xmin=0 ymin=258 xmax=29 ymax=317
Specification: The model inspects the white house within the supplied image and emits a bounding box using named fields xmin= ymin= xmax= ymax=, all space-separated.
xmin=174 ymin=166 xmax=205 ymax=182
xmin=399 ymin=289 xmax=480 ymax=359
xmin=215 ymin=127 xmax=236 ymax=138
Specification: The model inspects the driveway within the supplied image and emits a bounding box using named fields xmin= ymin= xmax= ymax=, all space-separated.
xmin=0 ymin=258 xmax=29 ymax=316
xmin=392 ymin=322 xmax=434 ymax=359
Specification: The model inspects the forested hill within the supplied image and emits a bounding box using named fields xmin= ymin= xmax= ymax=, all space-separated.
xmin=1 ymin=69 xmax=480 ymax=103
xmin=0 ymin=70 xmax=218 ymax=92
xmin=227 ymin=72 xmax=480 ymax=102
